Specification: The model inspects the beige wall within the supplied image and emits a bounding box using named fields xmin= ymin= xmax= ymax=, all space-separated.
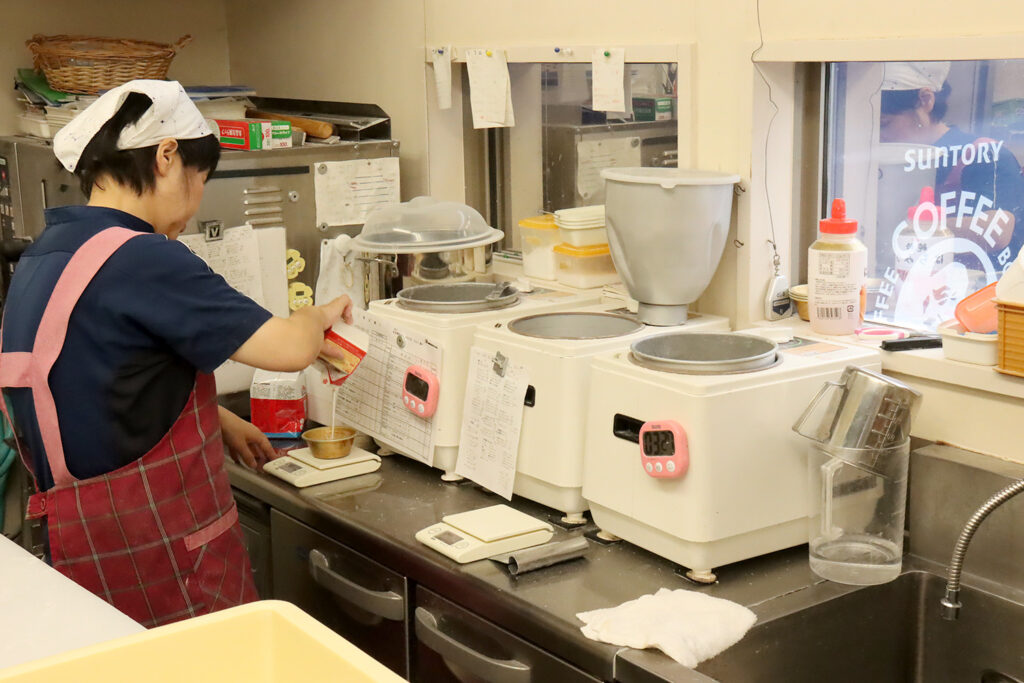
xmin=0 ymin=0 xmax=231 ymax=136
xmin=225 ymin=0 xmax=429 ymax=198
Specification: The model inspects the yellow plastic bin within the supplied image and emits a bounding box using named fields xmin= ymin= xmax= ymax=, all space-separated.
xmin=553 ymin=243 xmax=619 ymax=288
xmin=0 ymin=601 xmax=404 ymax=683
xmin=519 ymin=214 xmax=560 ymax=280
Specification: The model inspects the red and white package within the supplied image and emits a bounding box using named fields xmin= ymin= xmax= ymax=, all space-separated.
xmin=250 ymin=370 xmax=307 ymax=437
xmin=319 ymin=321 xmax=369 ymax=386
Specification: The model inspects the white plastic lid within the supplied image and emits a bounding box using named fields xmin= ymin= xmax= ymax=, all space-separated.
xmin=600 ymin=167 xmax=741 ymax=189
xmin=555 ymin=205 xmax=605 ymax=223
xmin=351 ymin=196 xmax=504 ymax=254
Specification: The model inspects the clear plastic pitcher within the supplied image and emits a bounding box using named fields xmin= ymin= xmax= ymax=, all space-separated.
xmin=807 ymin=439 xmax=910 ymax=585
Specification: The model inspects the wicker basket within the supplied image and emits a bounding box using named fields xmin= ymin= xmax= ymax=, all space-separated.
xmin=996 ymin=299 xmax=1024 ymax=377
xmin=25 ymin=34 xmax=192 ymax=95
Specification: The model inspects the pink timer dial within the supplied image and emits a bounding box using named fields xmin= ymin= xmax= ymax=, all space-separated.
xmin=402 ymin=365 xmax=439 ymax=418
xmin=639 ymin=420 xmax=689 ymax=479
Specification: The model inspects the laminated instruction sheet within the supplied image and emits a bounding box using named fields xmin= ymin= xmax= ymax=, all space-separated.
xmin=332 ymin=312 xmax=440 ymax=465
xmin=576 ymin=136 xmax=642 ymax=201
xmin=455 ymin=347 xmax=529 ymax=500
xmin=313 ymin=158 xmax=401 ymax=227
xmin=179 ymin=224 xmax=266 ymax=307
xmin=179 ymin=225 xmax=289 ymax=394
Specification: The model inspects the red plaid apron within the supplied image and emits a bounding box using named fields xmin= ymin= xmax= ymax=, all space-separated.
xmin=0 ymin=227 xmax=258 ymax=627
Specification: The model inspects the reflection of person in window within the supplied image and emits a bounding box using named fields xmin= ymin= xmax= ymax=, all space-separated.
xmin=880 ymin=61 xmax=1024 ymax=275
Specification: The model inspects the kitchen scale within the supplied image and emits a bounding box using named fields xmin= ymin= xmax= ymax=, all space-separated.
xmin=415 ymin=504 xmax=554 ymax=563
xmin=264 ymin=446 xmax=381 ymax=488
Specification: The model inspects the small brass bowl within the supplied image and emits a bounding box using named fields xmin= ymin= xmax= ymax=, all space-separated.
xmin=789 ymin=284 xmax=810 ymax=322
xmin=301 ymin=426 xmax=357 ymax=459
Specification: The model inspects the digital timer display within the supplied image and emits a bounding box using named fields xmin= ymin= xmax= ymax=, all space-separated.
xmin=642 ymin=430 xmax=675 ymax=456
xmin=405 ymin=372 xmax=430 ymax=400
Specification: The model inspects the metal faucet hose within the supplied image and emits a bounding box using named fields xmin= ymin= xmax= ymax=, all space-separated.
xmin=941 ymin=477 xmax=1024 ymax=620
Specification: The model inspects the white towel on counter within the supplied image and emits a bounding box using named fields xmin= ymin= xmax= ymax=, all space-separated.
xmin=576 ymin=588 xmax=757 ymax=668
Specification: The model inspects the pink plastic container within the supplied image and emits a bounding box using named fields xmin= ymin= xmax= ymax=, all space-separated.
xmin=955 ymin=282 xmax=998 ymax=334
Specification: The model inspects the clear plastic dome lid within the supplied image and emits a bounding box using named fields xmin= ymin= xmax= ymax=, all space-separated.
xmin=351 ymin=196 xmax=504 ymax=253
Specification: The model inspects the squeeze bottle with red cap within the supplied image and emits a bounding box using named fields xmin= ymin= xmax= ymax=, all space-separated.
xmin=808 ymin=199 xmax=868 ymax=335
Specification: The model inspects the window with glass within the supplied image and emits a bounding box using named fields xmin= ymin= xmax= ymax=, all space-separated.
xmin=825 ymin=60 xmax=1024 ymax=330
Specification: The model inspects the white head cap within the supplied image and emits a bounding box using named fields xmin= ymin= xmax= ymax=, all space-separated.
xmin=53 ymin=79 xmax=212 ymax=173
xmin=881 ymin=62 xmax=951 ymax=92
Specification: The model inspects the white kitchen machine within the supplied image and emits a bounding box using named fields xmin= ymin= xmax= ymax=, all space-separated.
xmin=308 ymin=197 xmax=599 ymax=480
xmin=571 ymin=167 xmax=882 ymax=581
xmin=471 ymin=305 xmax=729 ymax=523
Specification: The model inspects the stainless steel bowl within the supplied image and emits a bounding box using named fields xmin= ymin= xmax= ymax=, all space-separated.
xmin=507 ymin=312 xmax=643 ymax=340
xmin=630 ymin=332 xmax=779 ymax=374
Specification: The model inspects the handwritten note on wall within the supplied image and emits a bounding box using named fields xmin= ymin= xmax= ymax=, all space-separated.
xmin=455 ymin=347 xmax=529 ymax=499
xmin=591 ymin=48 xmax=626 ymax=111
xmin=430 ymin=46 xmax=453 ymax=110
xmin=465 ymin=48 xmax=515 ymax=129
xmin=313 ymin=157 xmax=401 ymax=227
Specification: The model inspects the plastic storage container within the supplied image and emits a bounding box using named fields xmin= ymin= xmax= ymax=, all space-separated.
xmin=554 ymin=205 xmax=608 ymax=247
xmin=518 ymin=214 xmax=560 ymax=280
xmin=937 ymin=319 xmax=997 ymax=366
xmin=955 ymin=281 xmax=998 ymax=334
xmin=553 ymin=243 xmax=618 ymax=288
xmin=0 ymin=601 xmax=404 ymax=682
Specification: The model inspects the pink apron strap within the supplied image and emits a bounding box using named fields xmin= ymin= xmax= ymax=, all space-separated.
xmin=0 ymin=227 xmax=141 ymax=488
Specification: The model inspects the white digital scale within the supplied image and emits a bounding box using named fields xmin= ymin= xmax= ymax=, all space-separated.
xmin=415 ymin=504 xmax=554 ymax=563
xmin=264 ymin=446 xmax=381 ymax=488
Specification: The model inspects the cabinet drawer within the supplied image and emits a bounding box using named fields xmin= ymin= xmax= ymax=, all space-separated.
xmin=413 ymin=587 xmax=601 ymax=683
xmin=271 ymin=510 xmax=409 ymax=678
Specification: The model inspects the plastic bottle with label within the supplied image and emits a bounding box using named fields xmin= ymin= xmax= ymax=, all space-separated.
xmin=808 ymin=199 xmax=868 ymax=335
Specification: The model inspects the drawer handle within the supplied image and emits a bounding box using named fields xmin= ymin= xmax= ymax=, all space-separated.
xmin=415 ymin=608 xmax=531 ymax=683
xmin=308 ymin=549 xmax=405 ymax=621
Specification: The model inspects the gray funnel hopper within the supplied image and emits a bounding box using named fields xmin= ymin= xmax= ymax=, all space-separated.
xmin=601 ymin=168 xmax=740 ymax=326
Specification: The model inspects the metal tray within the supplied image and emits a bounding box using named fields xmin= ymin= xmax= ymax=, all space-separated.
xmin=630 ymin=332 xmax=778 ymax=374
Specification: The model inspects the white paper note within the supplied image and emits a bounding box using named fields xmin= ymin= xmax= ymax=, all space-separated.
xmin=465 ymin=48 xmax=515 ymax=129
xmin=256 ymin=227 xmax=289 ymax=317
xmin=331 ymin=312 xmax=440 ymax=465
xmin=313 ymin=157 xmax=401 ymax=228
xmin=179 ymin=224 xmax=266 ymax=307
xmin=431 ymin=46 xmax=453 ymax=110
xmin=591 ymin=48 xmax=626 ymax=111
xmin=455 ymin=347 xmax=529 ymax=500
xmin=576 ymin=136 xmax=643 ymax=201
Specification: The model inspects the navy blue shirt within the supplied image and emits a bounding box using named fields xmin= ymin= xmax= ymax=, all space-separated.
xmin=935 ymin=126 xmax=1024 ymax=271
xmin=1 ymin=206 xmax=272 ymax=490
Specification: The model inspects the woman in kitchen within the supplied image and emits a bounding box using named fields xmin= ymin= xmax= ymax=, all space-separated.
xmin=879 ymin=61 xmax=1024 ymax=276
xmin=0 ymin=80 xmax=352 ymax=627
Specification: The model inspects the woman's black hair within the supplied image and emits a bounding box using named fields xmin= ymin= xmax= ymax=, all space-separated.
xmin=74 ymin=91 xmax=221 ymax=198
xmin=880 ymin=82 xmax=952 ymax=123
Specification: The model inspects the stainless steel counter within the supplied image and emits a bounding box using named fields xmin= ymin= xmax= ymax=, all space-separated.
xmin=227 ymin=455 xmax=854 ymax=682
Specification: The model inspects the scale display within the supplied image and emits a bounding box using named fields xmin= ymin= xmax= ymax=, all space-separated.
xmin=639 ymin=420 xmax=689 ymax=479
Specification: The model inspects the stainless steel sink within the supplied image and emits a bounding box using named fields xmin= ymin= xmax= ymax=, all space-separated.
xmin=695 ymin=570 xmax=1024 ymax=682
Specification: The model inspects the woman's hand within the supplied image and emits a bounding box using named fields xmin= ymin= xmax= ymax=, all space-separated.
xmin=218 ymin=406 xmax=276 ymax=470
